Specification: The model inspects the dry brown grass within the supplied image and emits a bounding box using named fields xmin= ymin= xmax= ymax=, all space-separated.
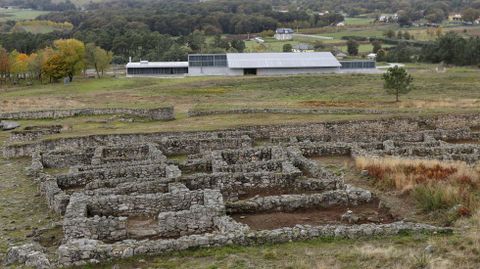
xmin=397 ymin=99 xmax=480 ymax=109
xmin=355 ymin=157 xmax=480 ymax=216
xmin=355 ymin=157 xmax=480 ymax=192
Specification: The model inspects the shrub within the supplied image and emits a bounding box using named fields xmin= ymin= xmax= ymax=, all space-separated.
xmin=412 ymin=184 xmax=459 ymax=212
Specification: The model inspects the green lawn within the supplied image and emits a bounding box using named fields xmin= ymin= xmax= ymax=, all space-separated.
xmin=0 ymin=8 xmax=49 ymax=22
xmin=245 ymin=38 xmax=305 ymax=52
xmin=344 ymin=17 xmax=375 ymax=26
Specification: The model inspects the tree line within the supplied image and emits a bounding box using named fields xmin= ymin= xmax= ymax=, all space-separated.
xmin=421 ymin=32 xmax=480 ymax=66
xmin=0 ymin=29 xmax=247 ymax=64
xmin=0 ymin=0 xmax=343 ymax=63
xmin=371 ymin=31 xmax=480 ymax=66
xmin=0 ymin=39 xmax=111 ymax=84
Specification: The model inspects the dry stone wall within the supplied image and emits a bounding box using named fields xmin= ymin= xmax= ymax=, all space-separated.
xmin=0 ymin=107 xmax=174 ymax=121
xmin=4 ymin=113 xmax=480 ymax=159
xmin=187 ymin=108 xmax=391 ymax=117
xmin=8 ymin=113 xmax=480 ymax=267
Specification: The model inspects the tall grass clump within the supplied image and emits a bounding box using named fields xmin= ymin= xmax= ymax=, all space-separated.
xmin=356 ymin=157 xmax=480 ymax=218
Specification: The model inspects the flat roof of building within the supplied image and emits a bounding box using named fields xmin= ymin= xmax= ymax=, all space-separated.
xmin=226 ymin=52 xmax=341 ymax=69
xmin=126 ymin=61 xmax=189 ymax=68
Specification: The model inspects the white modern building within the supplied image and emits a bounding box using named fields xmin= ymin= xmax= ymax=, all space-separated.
xmin=126 ymin=52 xmax=376 ymax=77
xmin=188 ymin=52 xmax=341 ymax=76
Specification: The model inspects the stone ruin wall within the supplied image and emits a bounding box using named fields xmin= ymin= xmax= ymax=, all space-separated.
xmin=4 ymin=113 xmax=480 ymax=159
xmin=186 ymin=107 xmax=389 ymax=117
xmin=7 ymin=113 xmax=480 ymax=267
xmin=8 ymin=125 xmax=63 ymax=143
xmin=0 ymin=107 xmax=174 ymax=121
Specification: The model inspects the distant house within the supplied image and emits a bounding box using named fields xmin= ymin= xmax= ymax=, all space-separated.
xmin=274 ymin=28 xmax=294 ymax=40
xmin=452 ymin=14 xmax=462 ymax=21
xmin=378 ymin=14 xmax=398 ymax=23
xmin=367 ymin=53 xmax=377 ymax=61
xmin=292 ymin=44 xmax=314 ymax=53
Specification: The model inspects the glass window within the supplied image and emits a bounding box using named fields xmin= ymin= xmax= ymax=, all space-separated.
xmin=189 ymin=54 xmax=227 ymax=67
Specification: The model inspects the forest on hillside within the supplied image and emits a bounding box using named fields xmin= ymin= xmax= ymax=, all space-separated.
xmin=1 ymin=0 xmax=480 ymax=64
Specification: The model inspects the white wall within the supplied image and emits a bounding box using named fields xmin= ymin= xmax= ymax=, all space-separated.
xmin=188 ymin=67 xmax=243 ymax=76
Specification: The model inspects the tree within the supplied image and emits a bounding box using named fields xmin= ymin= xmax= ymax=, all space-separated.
xmin=346 ymin=39 xmax=359 ymax=56
xmin=53 ymin=39 xmax=86 ymax=82
xmin=187 ymin=30 xmax=206 ymax=52
xmin=397 ymin=30 xmax=403 ymax=40
xmin=163 ymin=44 xmax=190 ymax=61
xmin=26 ymin=53 xmax=42 ymax=81
xmin=259 ymin=30 xmax=275 ymax=38
xmin=0 ymin=46 xmax=10 ymax=83
xmin=425 ymin=8 xmax=447 ymax=23
xmin=211 ymin=35 xmax=230 ymax=50
xmin=230 ymin=39 xmax=246 ymax=53
xmin=382 ymin=66 xmax=413 ymax=102
xmin=397 ymin=11 xmax=412 ymax=27
xmin=283 ymin=43 xmax=293 ymax=52
xmin=43 ymin=51 xmax=69 ymax=82
xmin=384 ymin=29 xmax=395 ymax=39
xmin=376 ymin=49 xmax=387 ymax=61
xmin=85 ymin=43 xmax=113 ymax=77
xmin=11 ymin=52 xmax=29 ymax=80
xmin=371 ymin=40 xmax=382 ymax=53
xmin=462 ymin=8 xmax=480 ymax=23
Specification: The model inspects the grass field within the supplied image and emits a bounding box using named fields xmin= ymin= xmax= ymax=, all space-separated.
xmin=1 ymin=63 xmax=479 ymax=139
xmin=344 ymin=17 xmax=375 ymax=26
xmin=1 ymin=64 xmax=480 ymax=268
xmin=245 ymin=38 xmax=305 ymax=52
xmin=0 ymin=8 xmax=49 ymax=22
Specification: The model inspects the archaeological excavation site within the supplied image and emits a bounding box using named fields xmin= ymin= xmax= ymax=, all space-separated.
xmin=3 ymin=111 xmax=480 ymax=268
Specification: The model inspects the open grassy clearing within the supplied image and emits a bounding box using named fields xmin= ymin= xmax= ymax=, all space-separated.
xmin=52 ymin=0 xmax=107 ymax=7
xmin=0 ymin=8 xmax=49 ymax=22
xmin=13 ymin=20 xmax=73 ymax=34
xmin=344 ymin=17 xmax=375 ymax=26
xmin=0 ymin=64 xmax=478 ymax=141
xmin=1 ymin=64 xmax=479 ymax=114
xmin=245 ymin=38 xmax=305 ymax=52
